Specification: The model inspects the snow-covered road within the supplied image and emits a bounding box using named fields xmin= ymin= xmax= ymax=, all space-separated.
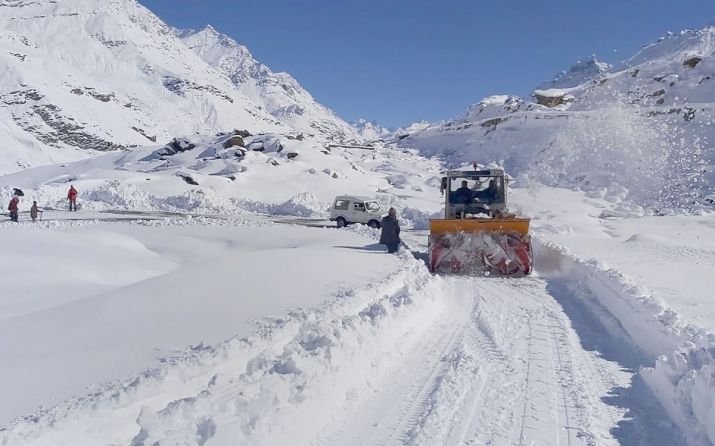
xmin=314 ymin=277 xmax=683 ymax=446
xmin=2 ymin=213 xmax=709 ymax=445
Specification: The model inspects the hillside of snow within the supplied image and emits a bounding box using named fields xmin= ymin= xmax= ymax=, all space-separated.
xmin=537 ymin=55 xmax=612 ymax=90
xmin=0 ymin=0 xmax=370 ymax=176
xmin=0 ymin=130 xmax=442 ymax=226
xmin=400 ymin=26 xmax=715 ymax=210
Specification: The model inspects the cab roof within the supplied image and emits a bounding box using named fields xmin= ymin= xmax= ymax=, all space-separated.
xmin=334 ymin=195 xmax=376 ymax=202
xmin=446 ymin=168 xmax=505 ymax=177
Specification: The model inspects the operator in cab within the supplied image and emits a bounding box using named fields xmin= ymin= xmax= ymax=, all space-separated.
xmin=475 ymin=178 xmax=500 ymax=202
xmin=453 ymin=180 xmax=474 ymax=204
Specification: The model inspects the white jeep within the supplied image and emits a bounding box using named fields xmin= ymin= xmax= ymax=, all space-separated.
xmin=330 ymin=195 xmax=382 ymax=228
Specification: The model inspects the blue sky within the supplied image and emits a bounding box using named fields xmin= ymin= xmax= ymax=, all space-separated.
xmin=141 ymin=0 xmax=715 ymax=128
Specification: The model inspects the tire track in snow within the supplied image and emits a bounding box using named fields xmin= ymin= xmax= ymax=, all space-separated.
xmin=440 ymin=288 xmax=515 ymax=446
xmin=546 ymin=308 xmax=589 ymax=446
xmin=410 ymin=277 xmax=630 ymax=446
xmin=516 ymin=311 xmax=537 ymax=446
xmin=315 ymin=279 xmax=471 ymax=446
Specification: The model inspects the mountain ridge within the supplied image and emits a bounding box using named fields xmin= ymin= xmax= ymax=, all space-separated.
xmin=178 ymin=26 xmax=359 ymax=142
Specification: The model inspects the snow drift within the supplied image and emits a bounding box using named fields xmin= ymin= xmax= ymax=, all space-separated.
xmin=0 ymin=254 xmax=442 ymax=446
xmin=537 ymin=239 xmax=715 ymax=446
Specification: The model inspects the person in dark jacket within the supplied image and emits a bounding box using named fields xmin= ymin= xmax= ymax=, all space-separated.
xmin=8 ymin=196 xmax=19 ymax=222
xmin=30 ymin=201 xmax=39 ymax=222
xmin=453 ymin=180 xmax=474 ymax=204
xmin=379 ymin=207 xmax=401 ymax=253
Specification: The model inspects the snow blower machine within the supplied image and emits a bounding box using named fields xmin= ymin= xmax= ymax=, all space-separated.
xmin=428 ymin=168 xmax=532 ymax=276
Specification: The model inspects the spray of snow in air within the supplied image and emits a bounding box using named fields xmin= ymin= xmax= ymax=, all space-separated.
xmin=529 ymin=90 xmax=707 ymax=211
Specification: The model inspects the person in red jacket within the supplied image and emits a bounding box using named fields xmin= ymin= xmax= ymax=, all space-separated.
xmin=8 ymin=196 xmax=19 ymax=222
xmin=67 ymin=185 xmax=78 ymax=211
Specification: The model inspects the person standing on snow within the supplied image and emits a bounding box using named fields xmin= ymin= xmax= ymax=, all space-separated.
xmin=67 ymin=185 xmax=78 ymax=211
xmin=30 ymin=201 xmax=39 ymax=222
xmin=8 ymin=196 xmax=19 ymax=222
xmin=379 ymin=207 xmax=401 ymax=253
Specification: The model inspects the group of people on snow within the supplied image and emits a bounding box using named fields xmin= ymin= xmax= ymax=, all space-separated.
xmin=6 ymin=185 xmax=78 ymax=222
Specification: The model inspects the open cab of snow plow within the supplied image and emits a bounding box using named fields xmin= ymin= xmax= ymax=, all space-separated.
xmin=428 ymin=168 xmax=532 ymax=276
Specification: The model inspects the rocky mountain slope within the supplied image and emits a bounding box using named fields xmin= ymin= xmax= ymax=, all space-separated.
xmin=0 ymin=0 xmax=364 ymax=176
xmin=536 ymin=55 xmax=611 ymax=90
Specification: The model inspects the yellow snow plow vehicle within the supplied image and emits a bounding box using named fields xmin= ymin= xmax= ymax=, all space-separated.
xmin=428 ymin=168 xmax=532 ymax=275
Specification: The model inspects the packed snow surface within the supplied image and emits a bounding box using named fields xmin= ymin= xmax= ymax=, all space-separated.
xmin=0 ymin=218 xmax=399 ymax=425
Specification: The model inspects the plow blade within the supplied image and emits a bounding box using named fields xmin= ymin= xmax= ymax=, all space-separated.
xmin=428 ymin=218 xmax=532 ymax=276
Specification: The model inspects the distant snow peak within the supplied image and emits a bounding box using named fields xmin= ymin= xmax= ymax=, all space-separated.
xmin=397 ymin=120 xmax=431 ymax=133
xmin=352 ymin=118 xmax=391 ymax=140
xmin=459 ymin=95 xmax=527 ymax=123
xmin=539 ymin=55 xmax=611 ymax=89
xmin=179 ymin=26 xmax=358 ymax=142
xmin=189 ymin=25 xmax=234 ymax=48
xmin=474 ymin=95 xmax=523 ymax=111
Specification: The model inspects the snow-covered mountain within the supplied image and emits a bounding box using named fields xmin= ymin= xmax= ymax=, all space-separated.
xmin=352 ymin=118 xmax=392 ymax=141
xmin=537 ymin=55 xmax=611 ymax=89
xmin=178 ymin=26 xmax=359 ymax=143
xmin=401 ymin=26 xmax=715 ymax=209
xmin=0 ymin=0 xmax=296 ymax=175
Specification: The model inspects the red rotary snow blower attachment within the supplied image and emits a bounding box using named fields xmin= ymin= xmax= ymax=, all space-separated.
xmin=428 ymin=168 xmax=533 ymax=276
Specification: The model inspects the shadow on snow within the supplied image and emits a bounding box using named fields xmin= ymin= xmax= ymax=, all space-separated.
xmin=545 ymin=278 xmax=687 ymax=446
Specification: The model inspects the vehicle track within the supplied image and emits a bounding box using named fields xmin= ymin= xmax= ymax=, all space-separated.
xmin=314 ymin=280 xmax=472 ymax=446
xmin=316 ymin=276 xmax=637 ymax=446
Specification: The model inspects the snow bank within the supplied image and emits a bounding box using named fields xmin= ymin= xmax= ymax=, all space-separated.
xmin=644 ymin=348 xmax=715 ymax=446
xmin=536 ymin=239 xmax=715 ymax=446
xmin=398 ymin=207 xmax=442 ymax=230
xmin=85 ymin=181 xmax=157 ymax=210
xmin=81 ymin=182 xmax=244 ymax=215
xmin=11 ymin=180 xmax=329 ymax=218
xmin=372 ymin=193 xmax=441 ymax=230
xmin=0 ymin=255 xmax=443 ymax=446
xmin=237 ymin=192 xmax=329 ymax=218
